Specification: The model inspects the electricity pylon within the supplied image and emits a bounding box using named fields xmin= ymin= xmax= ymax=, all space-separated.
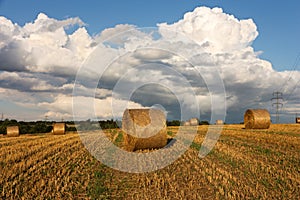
xmin=271 ymin=92 xmax=283 ymax=123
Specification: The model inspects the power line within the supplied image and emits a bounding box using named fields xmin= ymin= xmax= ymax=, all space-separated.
xmin=279 ymin=52 xmax=300 ymax=93
xmin=284 ymin=79 xmax=300 ymax=102
xmin=271 ymin=92 xmax=283 ymax=123
xmin=274 ymin=52 xmax=300 ymax=122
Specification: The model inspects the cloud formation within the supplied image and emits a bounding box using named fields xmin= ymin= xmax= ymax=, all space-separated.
xmin=0 ymin=7 xmax=299 ymax=122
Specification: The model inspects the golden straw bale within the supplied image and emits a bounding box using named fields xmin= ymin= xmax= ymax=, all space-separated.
xmin=122 ymin=108 xmax=167 ymax=151
xmin=189 ymin=118 xmax=199 ymax=126
xmin=244 ymin=109 xmax=271 ymax=129
xmin=183 ymin=121 xmax=191 ymax=126
xmin=6 ymin=126 xmax=19 ymax=137
xmin=215 ymin=120 xmax=224 ymax=125
xmin=53 ymin=123 xmax=66 ymax=135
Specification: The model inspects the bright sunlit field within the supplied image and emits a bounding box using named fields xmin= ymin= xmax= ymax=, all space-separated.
xmin=0 ymin=124 xmax=299 ymax=199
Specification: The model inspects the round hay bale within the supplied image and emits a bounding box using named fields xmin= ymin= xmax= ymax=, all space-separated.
xmin=183 ymin=121 xmax=191 ymax=126
xmin=215 ymin=120 xmax=224 ymax=125
xmin=122 ymin=108 xmax=167 ymax=151
xmin=6 ymin=126 xmax=19 ymax=137
xmin=53 ymin=123 xmax=66 ymax=135
xmin=189 ymin=118 xmax=199 ymax=126
xmin=244 ymin=109 xmax=271 ymax=129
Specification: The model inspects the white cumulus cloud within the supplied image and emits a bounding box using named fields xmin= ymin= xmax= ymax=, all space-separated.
xmin=0 ymin=7 xmax=299 ymax=123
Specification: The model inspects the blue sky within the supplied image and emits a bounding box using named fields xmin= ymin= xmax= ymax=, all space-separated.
xmin=1 ymin=0 xmax=299 ymax=71
xmin=0 ymin=0 xmax=299 ymax=123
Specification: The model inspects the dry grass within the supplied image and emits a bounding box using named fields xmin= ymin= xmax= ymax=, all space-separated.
xmin=0 ymin=124 xmax=299 ymax=199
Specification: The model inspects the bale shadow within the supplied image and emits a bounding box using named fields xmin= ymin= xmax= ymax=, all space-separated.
xmin=166 ymin=138 xmax=177 ymax=148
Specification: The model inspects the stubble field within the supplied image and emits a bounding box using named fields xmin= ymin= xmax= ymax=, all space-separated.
xmin=0 ymin=124 xmax=299 ymax=199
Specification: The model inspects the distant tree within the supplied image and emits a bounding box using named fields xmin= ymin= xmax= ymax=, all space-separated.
xmin=167 ymin=120 xmax=181 ymax=126
xmin=199 ymin=121 xmax=210 ymax=125
xmin=66 ymin=126 xmax=77 ymax=132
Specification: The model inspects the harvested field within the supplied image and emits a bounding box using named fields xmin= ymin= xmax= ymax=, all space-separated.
xmin=0 ymin=124 xmax=299 ymax=199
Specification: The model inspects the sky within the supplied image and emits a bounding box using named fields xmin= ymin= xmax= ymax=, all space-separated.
xmin=0 ymin=0 xmax=299 ymax=123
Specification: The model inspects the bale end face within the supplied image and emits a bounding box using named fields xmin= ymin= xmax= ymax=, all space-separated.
xmin=244 ymin=109 xmax=271 ymax=129
xmin=122 ymin=108 xmax=167 ymax=151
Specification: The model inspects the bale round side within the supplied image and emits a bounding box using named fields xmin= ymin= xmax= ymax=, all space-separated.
xmin=122 ymin=108 xmax=167 ymax=151
xmin=183 ymin=121 xmax=191 ymax=126
xmin=6 ymin=126 xmax=19 ymax=137
xmin=53 ymin=123 xmax=66 ymax=135
xmin=189 ymin=118 xmax=199 ymax=126
xmin=216 ymin=120 xmax=224 ymax=125
xmin=244 ymin=109 xmax=271 ymax=129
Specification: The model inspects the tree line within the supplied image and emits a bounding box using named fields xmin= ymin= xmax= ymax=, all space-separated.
xmin=0 ymin=119 xmax=210 ymax=134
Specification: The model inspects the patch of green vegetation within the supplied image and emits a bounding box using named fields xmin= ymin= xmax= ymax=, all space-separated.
xmin=260 ymin=178 xmax=271 ymax=189
xmin=88 ymin=170 xmax=110 ymax=199
xmin=275 ymin=177 xmax=286 ymax=187
xmin=114 ymin=132 xmax=123 ymax=144
xmin=255 ymin=146 xmax=271 ymax=155
xmin=241 ymin=142 xmax=279 ymax=156
xmin=208 ymin=150 xmax=243 ymax=170
xmin=0 ymin=161 xmax=5 ymax=168
xmin=190 ymin=142 xmax=201 ymax=151
xmin=67 ymin=163 xmax=77 ymax=172
xmin=217 ymin=153 xmax=240 ymax=168
xmin=269 ymin=131 xmax=300 ymax=137
xmin=87 ymin=163 xmax=132 ymax=199
xmin=167 ymin=131 xmax=173 ymax=136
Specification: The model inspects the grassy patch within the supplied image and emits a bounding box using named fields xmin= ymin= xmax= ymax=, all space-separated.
xmin=208 ymin=149 xmax=243 ymax=170
xmin=260 ymin=178 xmax=271 ymax=189
xmin=0 ymin=161 xmax=5 ymax=168
xmin=88 ymin=169 xmax=110 ymax=199
xmin=114 ymin=132 xmax=123 ymax=144
xmin=255 ymin=146 xmax=272 ymax=155
xmin=190 ymin=142 xmax=201 ymax=151
xmin=167 ymin=131 xmax=174 ymax=136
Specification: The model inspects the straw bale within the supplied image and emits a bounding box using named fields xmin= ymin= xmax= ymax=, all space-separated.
xmin=183 ymin=121 xmax=191 ymax=126
xmin=215 ymin=120 xmax=224 ymax=125
xmin=122 ymin=108 xmax=167 ymax=151
xmin=6 ymin=126 xmax=19 ymax=137
xmin=189 ymin=118 xmax=199 ymax=126
xmin=244 ymin=109 xmax=271 ymax=129
xmin=53 ymin=123 xmax=66 ymax=135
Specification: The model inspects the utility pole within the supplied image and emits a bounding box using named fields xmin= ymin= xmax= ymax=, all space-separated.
xmin=271 ymin=92 xmax=283 ymax=123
